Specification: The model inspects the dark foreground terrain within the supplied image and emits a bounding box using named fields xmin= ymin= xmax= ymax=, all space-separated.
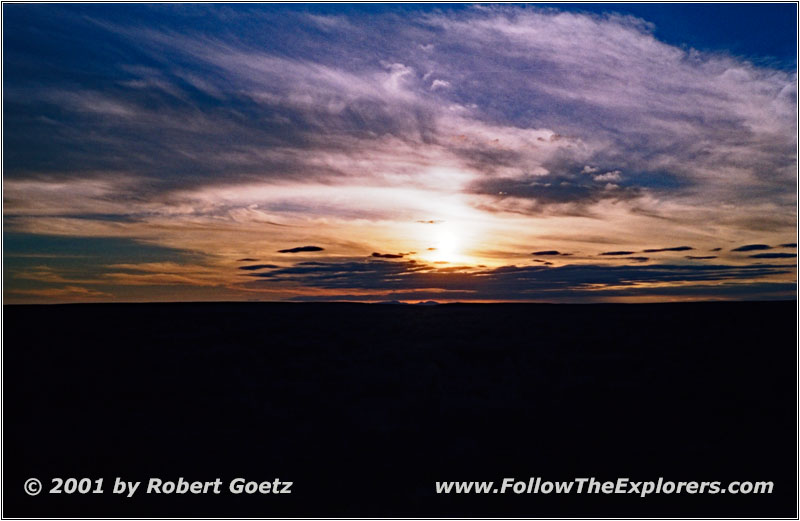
xmin=3 ymin=301 xmax=797 ymax=517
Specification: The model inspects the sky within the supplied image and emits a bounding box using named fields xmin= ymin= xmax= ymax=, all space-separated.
xmin=3 ymin=3 xmax=797 ymax=303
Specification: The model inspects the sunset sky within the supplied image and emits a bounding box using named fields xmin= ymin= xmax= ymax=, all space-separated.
xmin=3 ymin=3 xmax=797 ymax=303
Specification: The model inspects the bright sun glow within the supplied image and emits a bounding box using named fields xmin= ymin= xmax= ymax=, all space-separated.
xmin=424 ymin=223 xmax=467 ymax=264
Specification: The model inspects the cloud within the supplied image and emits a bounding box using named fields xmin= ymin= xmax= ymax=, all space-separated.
xmin=642 ymin=246 xmax=693 ymax=253
xmin=371 ymin=252 xmax=405 ymax=259
xmin=532 ymin=250 xmax=564 ymax=256
xmin=600 ymin=251 xmax=635 ymax=256
xmin=14 ymin=265 xmax=97 ymax=285
xmin=289 ymin=281 xmax=796 ymax=302
xmin=103 ymin=262 xmax=226 ymax=286
xmin=7 ymin=5 xmax=793 ymax=212
xmin=13 ymin=260 xmax=231 ymax=291
xmin=246 ymin=258 xmax=794 ymax=301
xmin=686 ymin=256 xmax=717 ymax=260
xmin=237 ymin=258 xmax=258 ymax=262
xmin=732 ymin=244 xmax=772 ymax=252
xmin=593 ymin=170 xmax=622 ymax=183
xmin=10 ymin=285 xmax=110 ymax=299
xmin=748 ymin=252 xmax=797 ymax=259
xmin=467 ymin=173 xmax=640 ymax=211
xmin=780 ymin=243 xmax=797 ymax=248
xmin=277 ymin=246 xmax=325 ymax=253
xmin=238 ymin=264 xmax=279 ymax=271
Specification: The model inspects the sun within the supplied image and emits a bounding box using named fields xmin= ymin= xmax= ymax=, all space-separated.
xmin=424 ymin=223 xmax=466 ymax=264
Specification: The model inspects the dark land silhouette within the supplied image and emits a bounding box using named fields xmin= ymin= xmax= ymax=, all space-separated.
xmin=3 ymin=301 xmax=796 ymax=517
